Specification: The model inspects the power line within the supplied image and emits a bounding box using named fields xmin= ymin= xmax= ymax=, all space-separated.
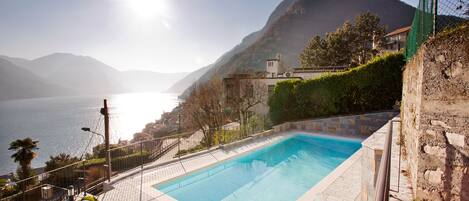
xmin=79 ymin=115 xmax=102 ymax=160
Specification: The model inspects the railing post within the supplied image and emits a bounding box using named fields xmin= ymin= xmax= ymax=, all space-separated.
xmin=22 ymin=180 xmax=25 ymax=201
xmin=139 ymin=141 xmax=144 ymax=201
xmin=83 ymin=160 xmax=87 ymax=196
xmin=374 ymin=119 xmax=401 ymax=201
xmin=178 ymin=136 xmax=181 ymax=158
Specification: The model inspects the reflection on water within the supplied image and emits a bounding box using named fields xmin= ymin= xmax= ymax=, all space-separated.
xmin=0 ymin=92 xmax=179 ymax=174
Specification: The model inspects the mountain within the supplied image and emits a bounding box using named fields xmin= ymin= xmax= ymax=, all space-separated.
xmin=185 ymin=0 xmax=298 ymax=91
xmin=0 ymin=55 xmax=33 ymax=68
xmin=25 ymin=53 xmax=126 ymax=95
xmin=0 ymin=53 xmax=190 ymax=100
xmin=0 ymin=58 xmax=71 ymax=101
xmin=165 ymin=65 xmax=212 ymax=94
xmin=183 ymin=0 xmax=415 ymax=96
xmin=121 ymin=70 xmax=188 ymax=93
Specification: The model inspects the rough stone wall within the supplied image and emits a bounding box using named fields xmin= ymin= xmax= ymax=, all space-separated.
xmin=273 ymin=111 xmax=398 ymax=137
xmin=402 ymin=25 xmax=469 ymax=201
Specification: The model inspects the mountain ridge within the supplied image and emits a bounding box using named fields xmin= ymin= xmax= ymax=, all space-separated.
xmin=181 ymin=0 xmax=415 ymax=97
xmin=0 ymin=53 xmax=189 ymax=100
xmin=0 ymin=58 xmax=73 ymax=101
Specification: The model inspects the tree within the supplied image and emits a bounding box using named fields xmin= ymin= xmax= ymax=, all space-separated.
xmin=224 ymin=77 xmax=267 ymax=136
xmin=44 ymin=153 xmax=80 ymax=187
xmin=300 ymin=12 xmax=386 ymax=68
xmin=299 ymin=36 xmax=329 ymax=68
xmin=182 ymin=78 xmax=227 ymax=147
xmin=45 ymin=153 xmax=79 ymax=171
xmin=352 ymin=12 xmax=385 ymax=65
xmin=325 ymin=21 xmax=357 ymax=66
xmin=9 ymin=138 xmax=39 ymax=180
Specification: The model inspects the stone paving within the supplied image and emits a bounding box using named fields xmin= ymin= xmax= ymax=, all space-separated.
xmin=389 ymin=121 xmax=413 ymax=201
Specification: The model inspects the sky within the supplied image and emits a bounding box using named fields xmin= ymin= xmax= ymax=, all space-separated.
xmin=0 ymin=0 xmax=418 ymax=73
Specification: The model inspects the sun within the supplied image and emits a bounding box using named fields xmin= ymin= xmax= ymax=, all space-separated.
xmin=127 ymin=0 xmax=170 ymax=20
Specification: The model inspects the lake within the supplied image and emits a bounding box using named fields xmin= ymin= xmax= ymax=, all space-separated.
xmin=0 ymin=92 xmax=179 ymax=175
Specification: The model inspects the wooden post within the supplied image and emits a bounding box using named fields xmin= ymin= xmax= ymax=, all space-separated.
xmin=101 ymin=99 xmax=111 ymax=182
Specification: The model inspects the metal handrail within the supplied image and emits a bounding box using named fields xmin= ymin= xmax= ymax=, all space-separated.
xmin=108 ymin=132 xmax=193 ymax=151
xmin=374 ymin=119 xmax=401 ymax=201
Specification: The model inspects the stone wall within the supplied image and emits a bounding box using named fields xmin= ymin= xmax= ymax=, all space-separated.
xmin=273 ymin=111 xmax=398 ymax=138
xmin=401 ymin=25 xmax=469 ymax=201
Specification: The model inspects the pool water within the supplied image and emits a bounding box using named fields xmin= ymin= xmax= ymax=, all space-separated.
xmin=154 ymin=134 xmax=362 ymax=201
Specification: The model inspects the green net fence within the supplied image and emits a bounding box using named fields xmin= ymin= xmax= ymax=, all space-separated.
xmin=405 ymin=0 xmax=469 ymax=60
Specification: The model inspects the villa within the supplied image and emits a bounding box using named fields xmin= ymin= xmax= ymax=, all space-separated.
xmin=381 ymin=26 xmax=411 ymax=52
xmin=223 ymin=55 xmax=348 ymax=114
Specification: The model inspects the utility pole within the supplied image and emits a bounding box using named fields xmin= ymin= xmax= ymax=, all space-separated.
xmin=100 ymin=99 xmax=111 ymax=182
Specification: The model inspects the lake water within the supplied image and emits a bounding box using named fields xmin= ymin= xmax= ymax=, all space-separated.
xmin=0 ymin=92 xmax=179 ymax=175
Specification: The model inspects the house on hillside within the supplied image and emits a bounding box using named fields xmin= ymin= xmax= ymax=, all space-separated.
xmin=382 ymin=26 xmax=411 ymax=52
xmin=223 ymin=56 xmax=348 ymax=115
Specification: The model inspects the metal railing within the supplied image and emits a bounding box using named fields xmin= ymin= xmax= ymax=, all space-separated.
xmin=1 ymin=119 xmax=270 ymax=201
xmin=374 ymin=119 xmax=402 ymax=201
xmin=406 ymin=0 xmax=469 ymax=60
xmin=0 ymin=159 xmax=106 ymax=201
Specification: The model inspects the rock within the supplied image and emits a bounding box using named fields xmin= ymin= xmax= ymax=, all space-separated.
xmin=445 ymin=132 xmax=465 ymax=147
xmin=436 ymin=55 xmax=445 ymax=62
xmin=426 ymin=129 xmax=437 ymax=137
xmin=452 ymin=62 xmax=463 ymax=77
xmin=424 ymin=168 xmax=443 ymax=184
xmin=430 ymin=120 xmax=451 ymax=129
xmin=423 ymin=145 xmax=446 ymax=157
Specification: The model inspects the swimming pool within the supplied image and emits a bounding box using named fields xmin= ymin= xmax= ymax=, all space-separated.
xmin=154 ymin=134 xmax=362 ymax=201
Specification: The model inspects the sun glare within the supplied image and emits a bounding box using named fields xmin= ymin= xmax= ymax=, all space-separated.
xmin=127 ymin=0 xmax=170 ymax=20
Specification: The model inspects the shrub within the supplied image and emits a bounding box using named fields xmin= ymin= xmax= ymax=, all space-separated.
xmin=110 ymin=151 xmax=150 ymax=171
xmin=175 ymin=144 xmax=205 ymax=158
xmin=268 ymin=53 xmax=405 ymax=124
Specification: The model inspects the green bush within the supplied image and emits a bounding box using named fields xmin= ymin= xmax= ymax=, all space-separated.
xmin=80 ymin=151 xmax=150 ymax=172
xmin=268 ymin=53 xmax=405 ymax=124
xmin=110 ymin=151 xmax=150 ymax=171
xmin=175 ymin=144 xmax=205 ymax=158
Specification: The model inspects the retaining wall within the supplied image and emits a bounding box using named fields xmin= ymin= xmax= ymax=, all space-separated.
xmin=273 ymin=111 xmax=398 ymax=138
xmin=401 ymin=25 xmax=469 ymax=200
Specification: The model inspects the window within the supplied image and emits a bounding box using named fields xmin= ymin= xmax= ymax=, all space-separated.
xmin=268 ymin=85 xmax=275 ymax=97
xmin=245 ymin=84 xmax=254 ymax=98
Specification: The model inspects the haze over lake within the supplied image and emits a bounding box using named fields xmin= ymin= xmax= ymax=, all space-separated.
xmin=0 ymin=92 xmax=178 ymax=174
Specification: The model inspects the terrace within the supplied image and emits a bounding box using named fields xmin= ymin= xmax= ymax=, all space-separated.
xmin=93 ymin=111 xmax=405 ymax=201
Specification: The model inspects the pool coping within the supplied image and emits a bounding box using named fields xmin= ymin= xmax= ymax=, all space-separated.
xmin=297 ymin=147 xmax=363 ymax=200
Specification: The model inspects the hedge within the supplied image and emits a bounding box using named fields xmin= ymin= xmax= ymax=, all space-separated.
xmin=81 ymin=151 xmax=150 ymax=171
xmin=268 ymin=53 xmax=405 ymax=124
